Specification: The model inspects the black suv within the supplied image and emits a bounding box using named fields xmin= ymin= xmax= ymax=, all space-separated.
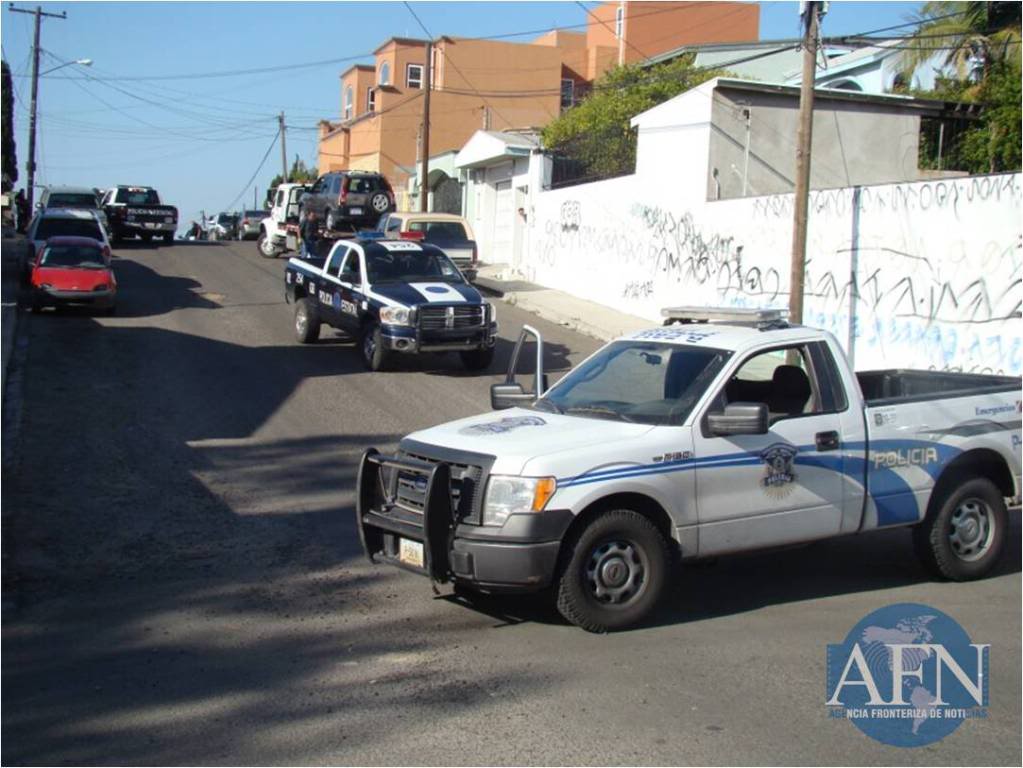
xmin=299 ymin=172 xmax=395 ymax=232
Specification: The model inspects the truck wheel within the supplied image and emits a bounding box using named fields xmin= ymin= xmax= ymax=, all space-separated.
xmin=258 ymin=233 xmax=277 ymax=258
xmin=360 ymin=322 xmax=390 ymax=371
xmin=555 ymin=509 xmax=670 ymax=632
xmin=460 ymin=347 xmax=494 ymax=371
xmin=162 ymin=233 xmax=173 ymax=244
xmin=294 ymin=298 xmax=320 ymax=344
xmin=913 ymin=477 xmax=1007 ymax=581
xmin=141 ymin=233 xmax=153 ymax=243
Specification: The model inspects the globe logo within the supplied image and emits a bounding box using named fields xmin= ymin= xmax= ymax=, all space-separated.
xmin=826 ymin=603 xmax=989 ymax=747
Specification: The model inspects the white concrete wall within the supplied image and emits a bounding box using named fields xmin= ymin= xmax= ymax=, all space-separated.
xmin=522 ymin=167 xmax=1022 ymax=375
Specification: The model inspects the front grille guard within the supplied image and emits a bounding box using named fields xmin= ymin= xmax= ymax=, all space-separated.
xmin=356 ymin=448 xmax=453 ymax=583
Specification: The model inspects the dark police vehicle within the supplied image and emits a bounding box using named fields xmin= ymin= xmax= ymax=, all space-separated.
xmin=284 ymin=234 xmax=497 ymax=371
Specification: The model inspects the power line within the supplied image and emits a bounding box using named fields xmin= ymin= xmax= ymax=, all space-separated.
xmin=402 ymin=1 xmax=517 ymax=128
xmin=224 ymin=128 xmax=280 ymax=213
xmin=575 ymin=0 xmax=651 ymax=64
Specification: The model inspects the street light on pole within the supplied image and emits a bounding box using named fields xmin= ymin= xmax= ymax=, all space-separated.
xmin=40 ymin=58 xmax=92 ymax=76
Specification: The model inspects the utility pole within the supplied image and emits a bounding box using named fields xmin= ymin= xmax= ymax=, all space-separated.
xmin=419 ymin=41 xmax=432 ymax=212
xmin=278 ymin=111 xmax=288 ymax=181
xmin=789 ymin=0 xmax=822 ymax=325
xmin=253 ymin=186 xmax=257 ymax=209
xmin=8 ymin=4 xmax=67 ymax=211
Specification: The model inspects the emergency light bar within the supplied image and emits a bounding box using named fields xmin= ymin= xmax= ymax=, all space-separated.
xmin=661 ymin=306 xmax=790 ymax=329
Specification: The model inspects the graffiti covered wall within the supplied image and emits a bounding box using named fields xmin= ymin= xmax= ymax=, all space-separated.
xmin=521 ymin=172 xmax=1022 ymax=375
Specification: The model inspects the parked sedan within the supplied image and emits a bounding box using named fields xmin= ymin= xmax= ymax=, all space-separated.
xmin=236 ymin=209 xmax=269 ymax=240
xmin=38 ymin=185 xmax=109 ymax=233
xmin=24 ymin=208 xmax=110 ymax=284
xmin=209 ymin=212 xmax=239 ymax=241
xmin=29 ymin=236 xmax=116 ymax=314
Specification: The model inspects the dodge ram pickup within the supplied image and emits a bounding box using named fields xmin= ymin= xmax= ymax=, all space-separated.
xmin=284 ymin=233 xmax=497 ymax=371
xmin=355 ymin=307 xmax=1021 ymax=631
xmin=101 ymin=185 xmax=177 ymax=243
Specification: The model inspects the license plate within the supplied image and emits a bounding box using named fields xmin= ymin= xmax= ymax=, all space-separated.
xmin=398 ymin=538 xmax=424 ymax=568
xmin=348 ymin=207 xmax=363 ymax=216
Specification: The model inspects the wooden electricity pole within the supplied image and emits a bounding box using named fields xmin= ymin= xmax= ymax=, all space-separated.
xmin=278 ymin=111 xmax=288 ymax=181
xmin=419 ymin=41 xmax=432 ymax=212
xmin=789 ymin=1 xmax=822 ymax=325
xmin=8 ymin=4 xmax=67 ymax=210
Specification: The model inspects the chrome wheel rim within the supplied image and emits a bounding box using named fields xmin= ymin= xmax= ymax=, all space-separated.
xmin=949 ymin=497 xmax=994 ymax=562
xmin=585 ymin=539 xmax=646 ymax=605
xmin=372 ymin=194 xmax=389 ymax=212
xmin=295 ymin=308 xmax=307 ymax=337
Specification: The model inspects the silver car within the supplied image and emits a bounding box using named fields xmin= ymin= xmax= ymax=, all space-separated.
xmin=38 ymin=185 xmax=109 ymax=233
xmin=236 ymin=209 xmax=269 ymax=240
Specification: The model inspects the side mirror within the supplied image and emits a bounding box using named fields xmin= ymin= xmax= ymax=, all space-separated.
xmin=707 ymin=402 xmax=769 ymax=436
xmin=491 ymin=325 xmax=545 ymax=410
xmin=490 ymin=382 xmax=536 ymax=410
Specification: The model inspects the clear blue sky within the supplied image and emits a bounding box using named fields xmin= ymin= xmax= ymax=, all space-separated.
xmin=2 ymin=1 xmax=922 ymax=226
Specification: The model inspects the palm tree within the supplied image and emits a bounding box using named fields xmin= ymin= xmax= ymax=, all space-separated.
xmin=900 ymin=1 xmax=1021 ymax=81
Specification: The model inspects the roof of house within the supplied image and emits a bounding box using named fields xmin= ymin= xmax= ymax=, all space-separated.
xmin=373 ymin=36 xmax=429 ymax=55
xmin=340 ymin=64 xmax=375 ymax=79
xmin=455 ymin=130 xmax=542 ymax=169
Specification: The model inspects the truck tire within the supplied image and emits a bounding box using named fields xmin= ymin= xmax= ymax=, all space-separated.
xmin=460 ymin=347 xmax=494 ymax=371
xmin=555 ymin=509 xmax=670 ymax=632
xmin=360 ymin=322 xmax=390 ymax=371
xmin=913 ymin=477 xmax=1007 ymax=581
xmin=141 ymin=233 xmax=153 ymax=243
xmin=162 ymin=233 xmax=173 ymax=244
xmin=258 ymin=232 xmax=277 ymax=258
xmin=294 ymin=298 xmax=320 ymax=344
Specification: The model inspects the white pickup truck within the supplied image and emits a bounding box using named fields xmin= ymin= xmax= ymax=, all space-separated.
xmin=355 ymin=308 xmax=1021 ymax=631
xmin=258 ymin=182 xmax=307 ymax=258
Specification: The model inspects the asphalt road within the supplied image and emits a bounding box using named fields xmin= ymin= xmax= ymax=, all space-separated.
xmin=2 ymin=240 xmax=1020 ymax=766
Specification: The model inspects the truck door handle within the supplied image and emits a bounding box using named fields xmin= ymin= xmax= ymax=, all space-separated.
xmin=815 ymin=431 xmax=840 ymax=451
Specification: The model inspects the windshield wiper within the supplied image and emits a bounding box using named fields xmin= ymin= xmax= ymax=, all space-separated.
xmin=565 ymin=406 xmax=634 ymax=423
xmin=533 ymin=399 xmax=563 ymax=414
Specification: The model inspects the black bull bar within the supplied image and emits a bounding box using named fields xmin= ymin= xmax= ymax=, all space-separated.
xmin=355 ymin=448 xmax=454 ymax=582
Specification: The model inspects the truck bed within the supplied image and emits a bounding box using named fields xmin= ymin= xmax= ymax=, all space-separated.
xmin=857 ymin=369 xmax=1020 ymax=406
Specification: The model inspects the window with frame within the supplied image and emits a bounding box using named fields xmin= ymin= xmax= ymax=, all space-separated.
xmin=615 ymin=5 xmax=624 ymax=37
xmin=379 ymin=61 xmax=391 ymax=86
xmin=367 ymin=86 xmax=376 ymax=112
xmin=339 ymin=250 xmax=362 ymax=284
xmin=560 ymin=79 xmax=575 ymax=109
xmin=716 ymin=345 xmax=821 ymax=423
xmin=327 ymin=245 xmax=349 ymax=276
xmin=406 ymin=63 xmax=424 ymax=89
xmin=343 ymin=86 xmax=354 ymax=120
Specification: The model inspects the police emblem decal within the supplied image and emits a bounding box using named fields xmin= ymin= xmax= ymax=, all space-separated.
xmin=760 ymin=442 xmax=798 ymax=496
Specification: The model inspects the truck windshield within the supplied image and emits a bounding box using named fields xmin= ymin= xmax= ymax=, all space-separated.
xmin=536 ymin=341 xmax=731 ymax=426
xmin=115 ymin=189 xmax=160 ymax=205
xmin=367 ymin=250 xmax=463 ymax=284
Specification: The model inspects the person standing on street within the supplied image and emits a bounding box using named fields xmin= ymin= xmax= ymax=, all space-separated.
xmin=301 ymin=210 xmax=320 ymax=259
xmin=14 ymin=189 xmax=29 ymax=233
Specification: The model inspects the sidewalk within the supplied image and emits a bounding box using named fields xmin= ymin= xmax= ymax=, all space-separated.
xmin=1 ymin=227 xmax=25 ymax=396
xmin=475 ymin=263 xmax=652 ymax=342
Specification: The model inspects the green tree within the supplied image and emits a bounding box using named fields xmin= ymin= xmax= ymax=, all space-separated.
xmin=1 ymin=60 xmax=17 ymax=191
xmin=268 ymin=155 xmax=318 ymax=190
xmin=542 ymin=56 xmax=724 ymax=181
xmin=900 ymin=1 xmax=1021 ymax=80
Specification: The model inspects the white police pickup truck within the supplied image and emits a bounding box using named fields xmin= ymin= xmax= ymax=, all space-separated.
xmin=284 ymin=233 xmax=497 ymax=371
xmin=356 ymin=308 xmax=1021 ymax=631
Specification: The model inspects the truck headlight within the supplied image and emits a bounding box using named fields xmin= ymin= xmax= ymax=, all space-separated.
xmin=487 ymin=302 xmax=497 ymax=324
xmin=482 ymin=475 xmax=556 ymax=527
xmin=380 ymin=306 xmax=411 ymax=326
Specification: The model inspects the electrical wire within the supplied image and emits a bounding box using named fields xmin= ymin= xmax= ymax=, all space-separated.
xmin=223 ymin=128 xmax=280 ymax=213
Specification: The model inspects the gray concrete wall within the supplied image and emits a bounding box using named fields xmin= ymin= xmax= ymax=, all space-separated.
xmin=707 ymin=88 xmax=922 ymax=200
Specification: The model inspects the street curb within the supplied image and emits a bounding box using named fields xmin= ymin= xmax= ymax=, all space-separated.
xmin=1 ymin=302 xmax=29 ymax=619
xmin=472 ymin=276 xmax=505 ymax=298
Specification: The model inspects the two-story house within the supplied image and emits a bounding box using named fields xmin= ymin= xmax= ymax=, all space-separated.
xmin=317 ymin=1 xmax=760 ymax=204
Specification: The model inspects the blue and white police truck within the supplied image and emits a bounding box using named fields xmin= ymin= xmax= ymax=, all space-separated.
xmin=284 ymin=233 xmax=497 ymax=371
xmin=355 ymin=307 xmax=1022 ymax=631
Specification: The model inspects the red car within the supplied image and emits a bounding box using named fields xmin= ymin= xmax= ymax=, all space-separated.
xmin=29 ymin=236 xmax=117 ymax=314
